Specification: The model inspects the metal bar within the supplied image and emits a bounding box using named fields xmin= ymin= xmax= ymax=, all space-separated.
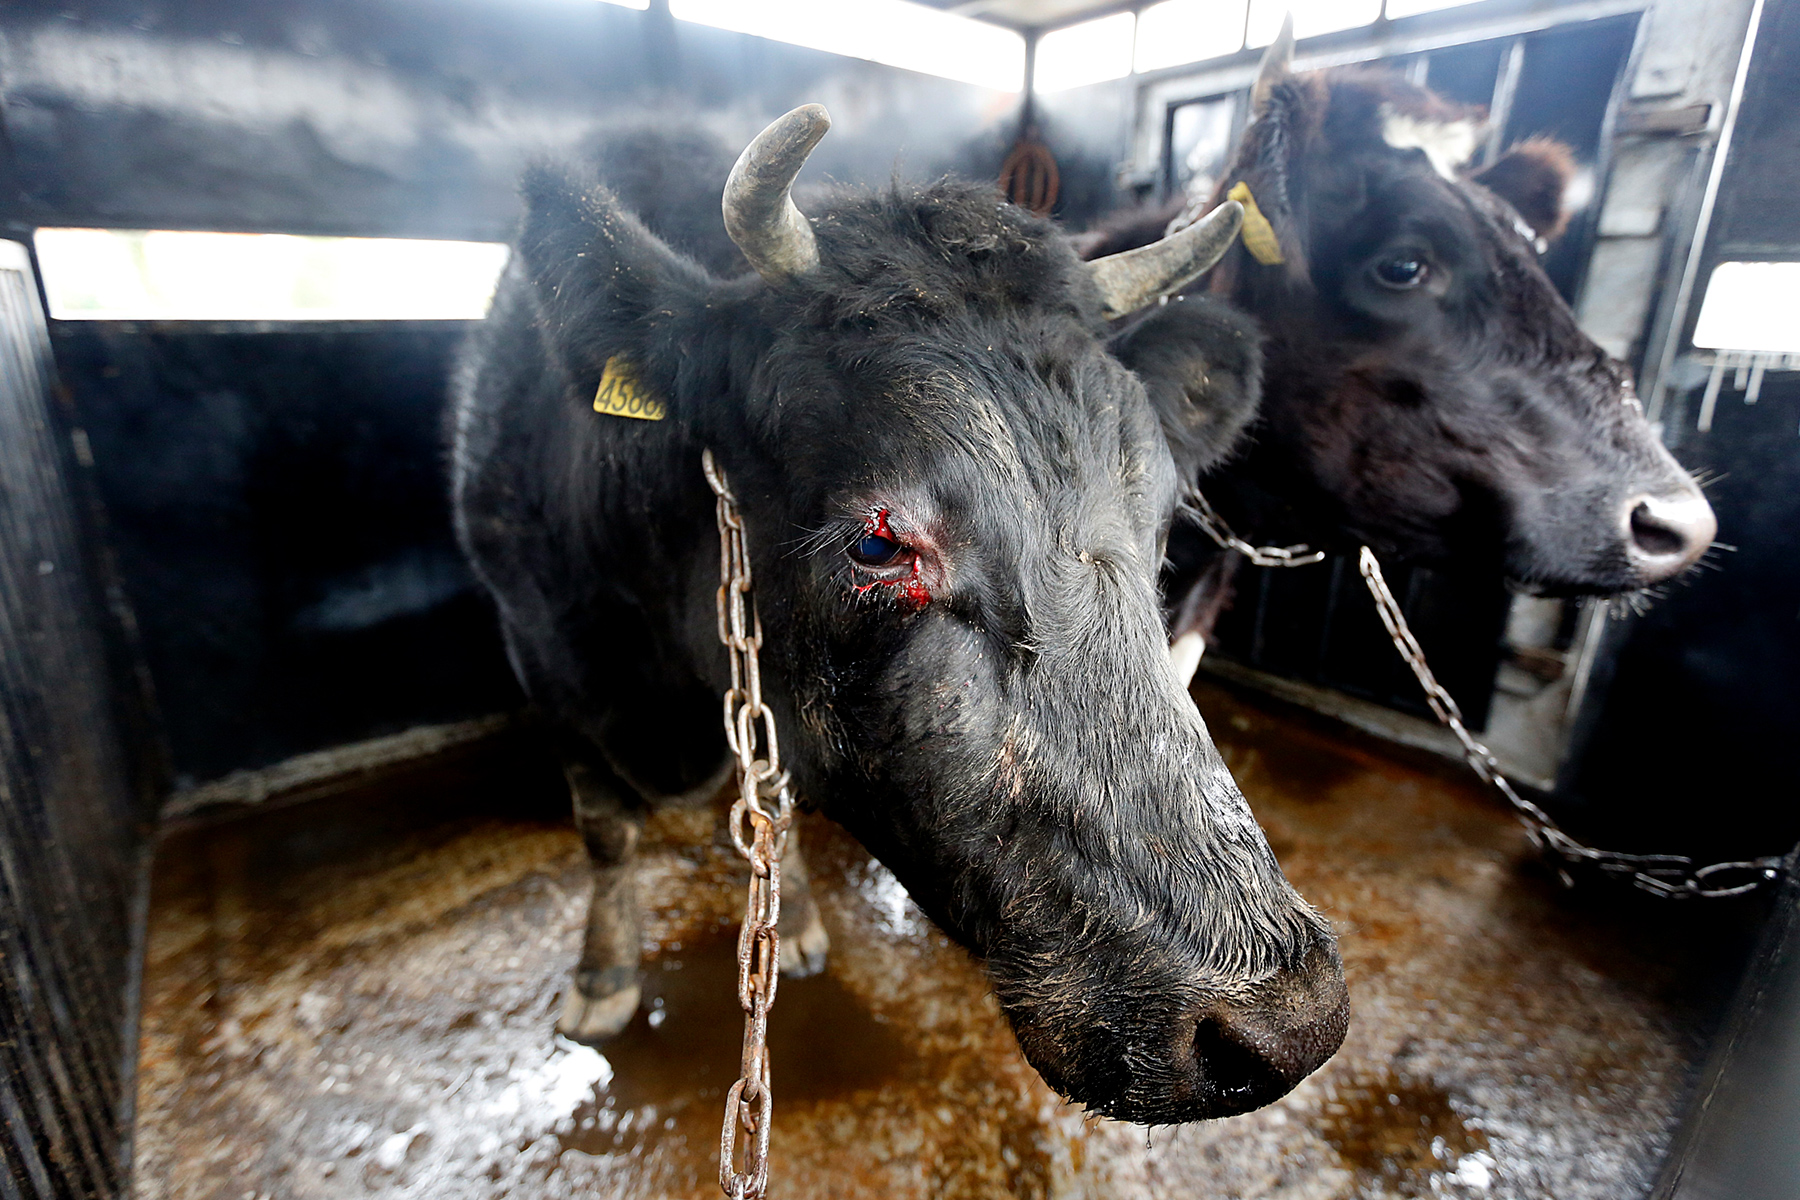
xmin=1645 ymin=0 xmax=1770 ymax=419
xmin=1698 ymin=353 xmax=1728 ymax=430
xmin=1484 ymin=37 xmax=1527 ymax=165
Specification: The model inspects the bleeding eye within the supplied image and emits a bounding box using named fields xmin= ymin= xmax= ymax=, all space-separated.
xmin=1373 ymin=255 xmax=1429 ymax=289
xmin=850 ymin=531 xmax=904 ymax=567
xmin=848 ymin=509 xmax=931 ymax=608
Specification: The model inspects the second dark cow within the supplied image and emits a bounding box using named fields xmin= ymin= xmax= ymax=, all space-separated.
xmin=1088 ymin=30 xmax=1716 ymax=650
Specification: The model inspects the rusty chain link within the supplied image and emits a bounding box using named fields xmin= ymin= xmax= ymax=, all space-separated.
xmin=1188 ymin=490 xmax=1782 ymax=898
xmin=702 ymin=449 xmax=796 ymax=1200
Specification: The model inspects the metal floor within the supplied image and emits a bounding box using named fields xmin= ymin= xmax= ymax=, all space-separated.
xmin=133 ymin=681 xmax=1756 ymax=1200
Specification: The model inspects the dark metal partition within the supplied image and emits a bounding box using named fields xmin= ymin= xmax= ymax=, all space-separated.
xmin=1569 ymin=0 xmax=1800 ymax=859
xmin=0 ymin=240 xmax=149 ymax=1198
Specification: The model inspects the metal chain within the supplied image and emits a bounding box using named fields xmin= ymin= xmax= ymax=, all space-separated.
xmin=1354 ymin=547 xmax=1781 ymax=898
xmin=1188 ymin=490 xmax=1782 ymax=898
xmin=1184 ymin=489 xmax=1325 ymax=568
xmin=702 ymin=449 xmax=796 ymax=1200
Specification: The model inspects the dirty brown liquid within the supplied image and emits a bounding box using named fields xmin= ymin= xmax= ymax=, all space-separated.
xmin=135 ymin=681 xmax=1756 ymax=1199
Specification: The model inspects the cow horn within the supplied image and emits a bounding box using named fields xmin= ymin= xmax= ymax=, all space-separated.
xmin=1252 ymin=14 xmax=1295 ymax=111
xmin=723 ymin=104 xmax=830 ymax=282
xmin=1085 ymin=200 xmax=1244 ymax=319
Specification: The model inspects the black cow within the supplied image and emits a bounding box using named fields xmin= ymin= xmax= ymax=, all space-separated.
xmin=451 ymin=106 xmax=1347 ymax=1123
xmin=1086 ymin=30 xmax=1716 ymax=655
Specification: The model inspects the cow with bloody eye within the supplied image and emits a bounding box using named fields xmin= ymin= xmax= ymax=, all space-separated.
xmin=453 ymin=106 xmax=1348 ymax=1124
xmin=849 ymin=510 xmax=930 ymax=608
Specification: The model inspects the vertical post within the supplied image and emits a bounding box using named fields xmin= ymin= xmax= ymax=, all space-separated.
xmin=1482 ymin=38 xmax=1526 ymax=166
xmin=0 ymin=238 xmax=152 ymax=1198
xmin=1021 ymin=28 xmax=1039 ymax=134
xmin=1643 ymin=0 xmax=1769 ymax=420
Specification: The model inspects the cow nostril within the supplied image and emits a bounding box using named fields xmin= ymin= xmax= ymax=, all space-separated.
xmin=1183 ymin=930 xmax=1349 ymax=1118
xmin=1629 ymin=501 xmax=1687 ymax=557
xmin=1622 ymin=490 xmax=1717 ymax=581
xmin=1193 ymin=1016 xmax=1280 ymax=1109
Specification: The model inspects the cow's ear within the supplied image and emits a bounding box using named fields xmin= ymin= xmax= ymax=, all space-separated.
xmin=1472 ymin=137 xmax=1576 ymax=243
xmin=1111 ymin=295 xmax=1264 ymax=478
xmin=516 ymin=163 xmax=716 ymax=403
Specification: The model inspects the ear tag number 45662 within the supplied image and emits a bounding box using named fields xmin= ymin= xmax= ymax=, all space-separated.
xmin=594 ymin=355 xmax=666 ymax=421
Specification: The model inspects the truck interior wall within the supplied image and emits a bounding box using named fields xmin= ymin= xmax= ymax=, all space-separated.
xmin=0 ymin=243 xmax=151 ymax=1200
xmin=48 ymin=324 xmax=522 ymax=788
xmin=0 ymin=0 xmax=1063 ymax=788
xmin=1564 ymin=0 xmax=1800 ymax=862
xmin=0 ymin=0 xmax=1027 ymax=240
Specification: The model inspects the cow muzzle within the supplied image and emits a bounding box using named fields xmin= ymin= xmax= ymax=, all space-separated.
xmin=1183 ymin=929 xmax=1349 ymax=1117
xmin=1015 ymin=916 xmax=1349 ymax=1124
xmin=1622 ymin=486 xmax=1716 ymax=585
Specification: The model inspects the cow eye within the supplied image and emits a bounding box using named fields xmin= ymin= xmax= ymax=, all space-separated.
xmin=849 ymin=532 xmax=905 ymax=567
xmin=1373 ymin=256 xmax=1429 ymax=289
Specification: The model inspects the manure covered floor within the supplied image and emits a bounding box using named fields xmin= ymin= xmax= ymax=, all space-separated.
xmin=135 ymin=680 xmax=1758 ymax=1200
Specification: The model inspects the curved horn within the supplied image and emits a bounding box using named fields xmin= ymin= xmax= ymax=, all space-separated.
xmin=1252 ymin=14 xmax=1295 ymax=111
xmin=1086 ymin=200 xmax=1244 ymax=320
xmin=723 ymin=104 xmax=831 ymax=282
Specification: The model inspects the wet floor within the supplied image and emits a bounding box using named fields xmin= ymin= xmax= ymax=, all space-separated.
xmin=134 ymin=681 xmax=1760 ymax=1199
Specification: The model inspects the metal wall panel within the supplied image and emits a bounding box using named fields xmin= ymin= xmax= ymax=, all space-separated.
xmin=1566 ymin=0 xmax=1800 ymax=860
xmin=0 ymin=239 xmax=145 ymax=1199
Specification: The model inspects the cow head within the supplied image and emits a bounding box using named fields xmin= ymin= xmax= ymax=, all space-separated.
xmin=1159 ymin=27 xmax=1714 ymax=594
xmin=513 ymin=107 xmax=1346 ymax=1122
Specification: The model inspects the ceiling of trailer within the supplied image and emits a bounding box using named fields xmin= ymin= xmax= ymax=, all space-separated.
xmin=922 ymin=0 xmax=1128 ymax=31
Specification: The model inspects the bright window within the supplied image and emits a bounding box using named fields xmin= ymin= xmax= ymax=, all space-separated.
xmin=33 ymin=229 xmax=510 ymax=322
xmin=1384 ymin=0 xmax=1486 ymax=17
xmin=1135 ymin=0 xmax=1249 ymax=74
xmin=1035 ymin=11 xmax=1138 ymax=92
xmin=668 ymin=0 xmax=1026 ymax=92
xmin=1247 ymin=0 xmax=1382 ymax=46
xmin=1692 ymin=262 xmax=1800 ymax=354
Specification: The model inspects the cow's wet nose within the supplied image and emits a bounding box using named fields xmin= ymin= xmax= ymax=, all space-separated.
xmin=1624 ymin=488 xmax=1716 ymax=583
xmin=1187 ymin=928 xmax=1349 ymax=1117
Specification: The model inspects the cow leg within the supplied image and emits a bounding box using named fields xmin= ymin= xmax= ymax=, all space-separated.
xmin=777 ymin=825 xmax=830 ymax=977
xmin=557 ymin=753 xmax=646 ymax=1043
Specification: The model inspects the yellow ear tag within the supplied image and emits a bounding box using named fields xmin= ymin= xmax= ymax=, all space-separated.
xmin=593 ymin=355 xmax=666 ymax=421
xmin=1227 ymin=181 xmax=1285 ymax=266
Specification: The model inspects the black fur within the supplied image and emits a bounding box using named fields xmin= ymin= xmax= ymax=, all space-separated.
xmin=1110 ymin=295 xmax=1265 ymax=481
xmin=577 ymin=122 xmax=747 ymax=276
xmin=452 ymin=158 xmax=1347 ymax=1124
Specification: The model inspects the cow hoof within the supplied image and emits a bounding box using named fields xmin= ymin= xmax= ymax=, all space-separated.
xmin=557 ymin=981 xmax=641 ymax=1043
xmin=779 ymin=909 xmax=830 ymax=978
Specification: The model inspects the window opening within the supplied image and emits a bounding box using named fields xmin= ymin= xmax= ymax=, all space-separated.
xmin=1135 ymin=0 xmax=1251 ymax=75
xmin=1165 ymin=93 xmax=1240 ymax=203
xmin=33 ymin=230 xmax=510 ymax=322
xmin=1035 ymin=11 xmax=1137 ymax=92
xmin=668 ymin=0 xmax=1025 ymax=92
